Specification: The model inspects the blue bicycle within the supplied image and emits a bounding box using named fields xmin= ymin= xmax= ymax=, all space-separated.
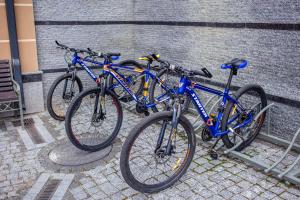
xmin=120 ymin=59 xmax=267 ymax=193
xmin=47 ymin=41 xmax=144 ymax=121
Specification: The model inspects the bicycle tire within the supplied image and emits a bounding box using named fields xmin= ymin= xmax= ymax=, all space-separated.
xmin=120 ymin=111 xmax=196 ymax=193
xmin=221 ymin=84 xmax=267 ymax=150
xmin=65 ymin=86 xmax=123 ymax=152
xmin=47 ymin=73 xmax=83 ymax=121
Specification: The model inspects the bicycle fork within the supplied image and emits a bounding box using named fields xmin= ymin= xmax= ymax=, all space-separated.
xmin=93 ymin=75 xmax=107 ymax=120
xmin=155 ymin=102 xmax=181 ymax=156
xmin=62 ymin=68 xmax=76 ymax=99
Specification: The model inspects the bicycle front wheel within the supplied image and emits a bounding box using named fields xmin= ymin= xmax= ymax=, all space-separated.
xmin=65 ymin=86 xmax=123 ymax=152
xmin=120 ymin=111 xmax=195 ymax=193
xmin=47 ymin=73 xmax=83 ymax=121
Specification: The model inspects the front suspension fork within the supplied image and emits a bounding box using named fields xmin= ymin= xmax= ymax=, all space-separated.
xmin=155 ymin=102 xmax=181 ymax=155
xmin=62 ymin=69 xmax=76 ymax=98
xmin=94 ymin=75 xmax=107 ymax=115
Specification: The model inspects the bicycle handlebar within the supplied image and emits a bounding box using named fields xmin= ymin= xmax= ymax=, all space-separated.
xmin=56 ymin=40 xmax=91 ymax=54
xmin=142 ymin=53 xmax=213 ymax=79
xmin=87 ymin=48 xmax=121 ymax=58
xmin=169 ymin=64 xmax=213 ymax=78
xmin=55 ymin=41 xmax=121 ymax=59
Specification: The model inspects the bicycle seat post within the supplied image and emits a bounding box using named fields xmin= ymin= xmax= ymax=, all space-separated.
xmin=225 ymin=67 xmax=236 ymax=91
xmin=146 ymin=60 xmax=152 ymax=70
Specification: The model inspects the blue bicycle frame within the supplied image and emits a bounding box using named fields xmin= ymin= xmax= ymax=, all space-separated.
xmin=71 ymin=53 xmax=106 ymax=81
xmin=177 ymin=76 xmax=253 ymax=137
xmin=71 ymin=52 xmax=175 ymax=109
xmin=103 ymin=63 xmax=175 ymax=108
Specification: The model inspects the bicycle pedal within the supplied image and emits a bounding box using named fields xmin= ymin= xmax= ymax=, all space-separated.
xmin=208 ymin=149 xmax=218 ymax=160
xmin=144 ymin=111 xmax=150 ymax=116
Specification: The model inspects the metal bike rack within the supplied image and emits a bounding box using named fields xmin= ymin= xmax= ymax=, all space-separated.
xmin=190 ymin=98 xmax=300 ymax=186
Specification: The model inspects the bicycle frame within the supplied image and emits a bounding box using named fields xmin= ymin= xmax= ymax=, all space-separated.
xmin=177 ymin=76 xmax=253 ymax=137
xmin=104 ymin=63 xmax=174 ymax=108
xmin=72 ymin=53 xmax=106 ymax=81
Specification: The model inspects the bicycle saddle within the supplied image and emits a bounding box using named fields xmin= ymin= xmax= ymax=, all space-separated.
xmin=221 ymin=58 xmax=248 ymax=69
xmin=138 ymin=54 xmax=160 ymax=61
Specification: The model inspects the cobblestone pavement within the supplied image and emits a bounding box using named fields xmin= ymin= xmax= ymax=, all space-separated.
xmin=0 ymin=108 xmax=299 ymax=200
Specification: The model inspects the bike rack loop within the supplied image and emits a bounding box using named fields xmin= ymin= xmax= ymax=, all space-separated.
xmin=264 ymin=128 xmax=300 ymax=174
xmin=189 ymin=98 xmax=300 ymax=185
xmin=224 ymin=103 xmax=300 ymax=185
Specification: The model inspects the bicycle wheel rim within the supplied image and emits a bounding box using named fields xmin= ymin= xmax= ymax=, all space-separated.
xmin=49 ymin=75 xmax=81 ymax=120
xmin=67 ymin=88 xmax=122 ymax=151
xmin=223 ymin=86 xmax=267 ymax=149
xmin=123 ymin=114 xmax=193 ymax=191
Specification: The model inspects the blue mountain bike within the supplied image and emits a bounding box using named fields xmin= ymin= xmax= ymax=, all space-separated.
xmin=47 ymin=41 xmax=144 ymax=121
xmin=120 ymin=59 xmax=267 ymax=193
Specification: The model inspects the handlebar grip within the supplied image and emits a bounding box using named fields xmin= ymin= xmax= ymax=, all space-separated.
xmin=201 ymin=67 xmax=213 ymax=78
xmin=55 ymin=40 xmax=66 ymax=48
xmin=192 ymin=70 xmax=206 ymax=76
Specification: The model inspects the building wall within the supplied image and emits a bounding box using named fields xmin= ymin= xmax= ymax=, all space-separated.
xmin=32 ymin=0 xmax=300 ymax=140
xmin=0 ymin=0 xmax=43 ymax=113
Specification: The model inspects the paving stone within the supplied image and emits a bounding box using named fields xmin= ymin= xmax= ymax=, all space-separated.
xmin=280 ymin=192 xmax=299 ymax=200
xmin=258 ymin=180 xmax=275 ymax=190
xmin=269 ymin=186 xmax=285 ymax=195
xmin=231 ymin=194 xmax=248 ymax=200
xmin=288 ymin=187 xmax=300 ymax=197
xmin=242 ymin=190 xmax=258 ymax=199
xmin=198 ymin=189 xmax=213 ymax=199
xmin=260 ymin=191 xmax=278 ymax=199
xmin=219 ymin=189 xmax=234 ymax=199
xmin=227 ymin=185 xmax=244 ymax=195
xmin=252 ymin=185 xmax=266 ymax=195
xmin=238 ymin=180 xmax=254 ymax=190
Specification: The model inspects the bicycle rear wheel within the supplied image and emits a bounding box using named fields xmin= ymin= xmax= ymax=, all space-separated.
xmin=65 ymin=86 xmax=123 ymax=152
xmin=221 ymin=84 xmax=267 ymax=151
xmin=47 ymin=73 xmax=83 ymax=121
xmin=120 ymin=111 xmax=195 ymax=193
xmin=108 ymin=60 xmax=145 ymax=102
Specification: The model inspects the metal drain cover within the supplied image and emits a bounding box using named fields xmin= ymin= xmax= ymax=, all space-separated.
xmin=36 ymin=179 xmax=61 ymax=200
xmin=12 ymin=118 xmax=34 ymax=127
xmin=49 ymin=140 xmax=112 ymax=166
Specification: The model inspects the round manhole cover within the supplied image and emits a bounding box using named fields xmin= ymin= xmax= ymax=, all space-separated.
xmin=49 ymin=140 xmax=112 ymax=166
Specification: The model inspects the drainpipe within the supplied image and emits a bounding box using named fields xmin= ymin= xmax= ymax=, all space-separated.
xmin=5 ymin=0 xmax=25 ymax=109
